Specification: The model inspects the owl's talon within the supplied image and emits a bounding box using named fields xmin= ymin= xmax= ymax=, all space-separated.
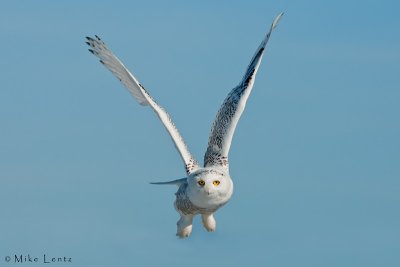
xmin=202 ymin=213 xmax=216 ymax=232
xmin=177 ymin=215 xmax=193 ymax=238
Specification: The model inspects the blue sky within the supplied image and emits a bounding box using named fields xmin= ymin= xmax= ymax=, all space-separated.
xmin=1 ymin=0 xmax=399 ymax=266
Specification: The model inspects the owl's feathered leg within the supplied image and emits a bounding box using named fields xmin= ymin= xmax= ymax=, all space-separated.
xmin=201 ymin=213 xmax=216 ymax=232
xmin=176 ymin=215 xmax=194 ymax=238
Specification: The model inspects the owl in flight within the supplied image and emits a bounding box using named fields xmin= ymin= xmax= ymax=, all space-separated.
xmin=86 ymin=13 xmax=283 ymax=238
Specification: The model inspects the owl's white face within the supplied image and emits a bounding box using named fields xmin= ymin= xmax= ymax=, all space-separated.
xmin=187 ymin=168 xmax=234 ymax=209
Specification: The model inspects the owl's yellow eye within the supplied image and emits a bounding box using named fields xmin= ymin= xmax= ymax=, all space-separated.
xmin=198 ymin=180 xmax=205 ymax=186
xmin=213 ymin=180 xmax=220 ymax=186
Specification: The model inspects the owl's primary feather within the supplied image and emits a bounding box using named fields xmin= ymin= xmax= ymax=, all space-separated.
xmin=86 ymin=12 xmax=283 ymax=238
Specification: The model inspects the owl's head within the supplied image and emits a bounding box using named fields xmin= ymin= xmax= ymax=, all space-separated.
xmin=187 ymin=168 xmax=233 ymax=208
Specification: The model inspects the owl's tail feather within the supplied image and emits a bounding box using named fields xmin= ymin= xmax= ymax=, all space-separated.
xmin=150 ymin=177 xmax=187 ymax=186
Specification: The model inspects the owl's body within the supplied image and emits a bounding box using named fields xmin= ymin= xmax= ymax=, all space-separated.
xmin=173 ymin=168 xmax=233 ymax=237
xmin=86 ymin=13 xmax=282 ymax=238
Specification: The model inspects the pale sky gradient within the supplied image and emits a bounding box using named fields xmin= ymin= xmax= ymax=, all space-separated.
xmin=1 ymin=1 xmax=399 ymax=266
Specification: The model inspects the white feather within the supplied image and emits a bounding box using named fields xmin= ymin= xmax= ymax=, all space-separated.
xmin=86 ymin=36 xmax=199 ymax=174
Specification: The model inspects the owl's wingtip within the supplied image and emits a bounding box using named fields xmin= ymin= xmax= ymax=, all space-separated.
xmin=271 ymin=12 xmax=284 ymax=30
xmin=149 ymin=177 xmax=187 ymax=186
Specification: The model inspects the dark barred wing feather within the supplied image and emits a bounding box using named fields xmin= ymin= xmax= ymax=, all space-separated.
xmin=204 ymin=13 xmax=283 ymax=171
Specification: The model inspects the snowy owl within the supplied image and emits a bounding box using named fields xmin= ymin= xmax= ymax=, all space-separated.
xmin=86 ymin=13 xmax=283 ymax=238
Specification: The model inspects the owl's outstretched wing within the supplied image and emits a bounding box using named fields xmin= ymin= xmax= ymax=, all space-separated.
xmin=204 ymin=13 xmax=283 ymax=171
xmin=86 ymin=36 xmax=199 ymax=174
